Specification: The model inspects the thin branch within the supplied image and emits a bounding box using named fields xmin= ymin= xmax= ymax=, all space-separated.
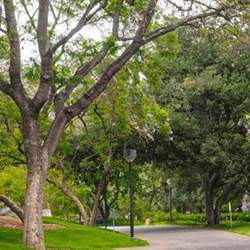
xmin=52 ymin=1 xmax=106 ymax=54
xmin=93 ymin=103 xmax=108 ymax=135
xmin=78 ymin=115 xmax=89 ymax=134
xmin=0 ymin=112 xmax=24 ymax=155
xmin=49 ymin=1 xmax=62 ymax=37
xmin=143 ymin=7 xmax=225 ymax=44
xmin=167 ymin=0 xmax=194 ymax=12
xmin=0 ymin=151 xmax=26 ymax=164
xmin=20 ymin=0 xmax=37 ymax=32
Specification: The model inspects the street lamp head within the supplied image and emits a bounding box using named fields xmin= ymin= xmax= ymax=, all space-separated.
xmin=167 ymin=178 xmax=172 ymax=185
xmin=168 ymin=130 xmax=174 ymax=141
xmin=123 ymin=149 xmax=137 ymax=163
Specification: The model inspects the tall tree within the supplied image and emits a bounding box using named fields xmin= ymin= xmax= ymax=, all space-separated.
xmin=160 ymin=28 xmax=250 ymax=225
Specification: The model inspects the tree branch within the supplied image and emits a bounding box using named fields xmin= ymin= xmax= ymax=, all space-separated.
xmin=64 ymin=0 xmax=157 ymax=119
xmin=0 ymin=111 xmax=25 ymax=155
xmin=20 ymin=0 xmax=37 ymax=32
xmin=47 ymin=177 xmax=89 ymax=224
xmin=3 ymin=0 xmax=28 ymax=106
xmin=0 ymin=195 xmax=24 ymax=223
xmin=43 ymin=112 xmax=68 ymax=157
xmin=52 ymin=1 xmax=106 ymax=54
xmin=0 ymin=79 xmax=13 ymax=97
xmin=0 ymin=151 xmax=26 ymax=165
xmin=37 ymin=0 xmax=49 ymax=55
xmin=32 ymin=0 xmax=53 ymax=111
xmin=44 ymin=0 xmax=241 ymax=158
xmin=54 ymin=46 xmax=109 ymax=113
xmin=143 ymin=7 xmax=225 ymax=44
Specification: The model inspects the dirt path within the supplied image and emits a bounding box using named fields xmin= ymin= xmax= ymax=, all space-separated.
xmin=0 ymin=216 xmax=62 ymax=229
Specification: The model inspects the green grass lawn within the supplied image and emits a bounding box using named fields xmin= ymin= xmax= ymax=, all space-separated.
xmin=219 ymin=222 xmax=250 ymax=236
xmin=0 ymin=217 xmax=148 ymax=250
xmin=171 ymin=219 xmax=250 ymax=237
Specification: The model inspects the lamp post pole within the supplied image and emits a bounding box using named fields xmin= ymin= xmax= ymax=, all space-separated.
xmin=123 ymin=149 xmax=137 ymax=239
xmin=169 ymin=185 xmax=173 ymax=224
xmin=167 ymin=178 xmax=173 ymax=224
xmin=128 ymin=161 xmax=134 ymax=238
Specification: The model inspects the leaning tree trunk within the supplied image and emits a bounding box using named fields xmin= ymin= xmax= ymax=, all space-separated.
xmin=89 ymin=171 xmax=107 ymax=225
xmin=0 ymin=195 xmax=24 ymax=223
xmin=213 ymin=182 xmax=234 ymax=225
xmin=47 ymin=178 xmax=89 ymax=224
xmin=23 ymin=116 xmax=49 ymax=250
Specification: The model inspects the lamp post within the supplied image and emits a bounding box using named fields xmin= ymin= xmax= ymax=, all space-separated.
xmin=247 ymin=115 xmax=250 ymax=135
xmin=123 ymin=149 xmax=137 ymax=239
xmin=167 ymin=178 xmax=173 ymax=224
xmin=167 ymin=128 xmax=174 ymax=224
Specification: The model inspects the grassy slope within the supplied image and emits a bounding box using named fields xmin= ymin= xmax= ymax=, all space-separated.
xmin=0 ymin=217 xmax=148 ymax=250
xmin=219 ymin=222 xmax=250 ymax=236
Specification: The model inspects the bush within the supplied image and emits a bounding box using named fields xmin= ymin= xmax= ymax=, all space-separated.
xmin=96 ymin=211 xmax=250 ymax=226
xmin=237 ymin=212 xmax=250 ymax=222
xmin=141 ymin=211 xmax=250 ymax=224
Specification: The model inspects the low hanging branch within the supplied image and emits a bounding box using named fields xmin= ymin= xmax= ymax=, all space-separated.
xmin=46 ymin=177 xmax=89 ymax=225
xmin=0 ymin=195 xmax=24 ymax=223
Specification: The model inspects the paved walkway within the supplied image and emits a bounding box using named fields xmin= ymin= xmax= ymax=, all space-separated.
xmin=114 ymin=225 xmax=250 ymax=250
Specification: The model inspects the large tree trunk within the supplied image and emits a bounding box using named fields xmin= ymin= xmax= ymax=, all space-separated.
xmin=205 ymin=187 xmax=214 ymax=225
xmin=213 ymin=205 xmax=221 ymax=225
xmin=203 ymin=173 xmax=217 ymax=226
xmin=22 ymin=115 xmax=48 ymax=250
xmin=23 ymin=150 xmax=48 ymax=250
xmin=0 ymin=195 xmax=24 ymax=223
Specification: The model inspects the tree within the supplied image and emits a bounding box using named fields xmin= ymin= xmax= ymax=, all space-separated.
xmin=160 ymin=28 xmax=250 ymax=225
xmin=0 ymin=0 xmax=248 ymax=248
xmin=47 ymin=66 xmax=169 ymax=225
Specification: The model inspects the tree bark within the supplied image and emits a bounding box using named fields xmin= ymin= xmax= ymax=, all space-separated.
xmin=0 ymin=195 xmax=24 ymax=223
xmin=23 ymin=150 xmax=48 ymax=250
xmin=205 ymin=186 xmax=214 ymax=225
xmin=213 ymin=205 xmax=221 ymax=225
xmin=89 ymin=171 xmax=107 ymax=225
xmin=59 ymin=183 xmax=89 ymax=224
xmin=203 ymin=173 xmax=217 ymax=225
xmin=213 ymin=182 xmax=234 ymax=225
xmin=22 ymin=115 xmax=48 ymax=250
